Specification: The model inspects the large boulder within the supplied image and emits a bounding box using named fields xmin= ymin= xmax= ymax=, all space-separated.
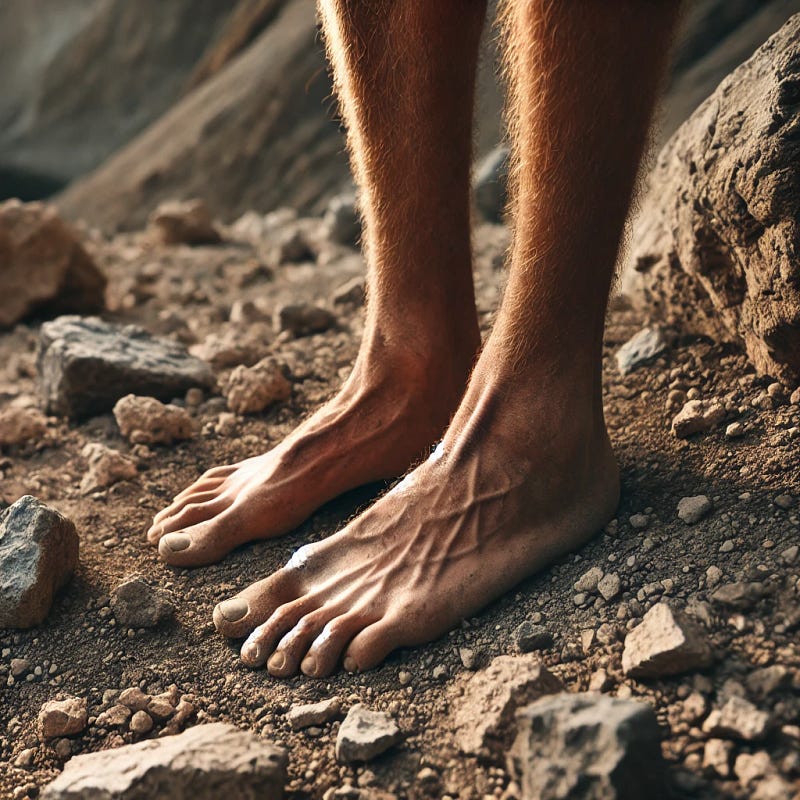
xmin=0 ymin=199 xmax=105 ymax=328
xmin=624 ymin=15 xmax=800 ymax=384
xmin=0 ymin=496 xmax=79 ymax=629
xmin=41 ymin=722 xmax=287 ymax=800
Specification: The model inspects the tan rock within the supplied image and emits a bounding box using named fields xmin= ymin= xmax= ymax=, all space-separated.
xmin=38 ymin=697 xmax=87 ymax=740
xmin=225 ymin=358 xmax=291 ymax=415
xmin=80 ymin=442 xmax=138 ymax=494
xmin=0 ymin=406 xmax=47 ymax=447
xmin=113 ymin=395 xmax=193 ymax=445
xmin=0 ymin=200 xmax=105 ymax=328
xmin=149 ymin=199 xmax=221 ymax=245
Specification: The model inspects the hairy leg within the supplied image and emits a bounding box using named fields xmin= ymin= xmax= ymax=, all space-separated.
xmin=214 ymin=0 xmax=681 ymax=677
xmin=149 ymin=0 xmax=487 ymax=566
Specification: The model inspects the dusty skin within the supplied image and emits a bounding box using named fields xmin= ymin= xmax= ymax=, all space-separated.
xmin=211 ymin=370 xmax=620 ymax=677
xmin=151 ymin=0 xmax=678 ymax=676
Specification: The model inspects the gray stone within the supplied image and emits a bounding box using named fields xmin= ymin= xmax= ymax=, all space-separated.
xmin=38 ymin=316 xmax=214 ymax=419
xmin=335 ymin=704 xmax=401 ymax=763
xmin=111 ymin=576 xmax=174 ymax=628
xmin=625 ymin=15 xmax=800 ymax=384
xmin=0 ymin=199 xmax=106 ymax=328
xmin=0 ymin=496 xmax=79 ymax=629
xmin=598 ymin=572 xmax=622 ymax=601
xmin=286 ymin=698 xmax=341 ymax=731
xmin=225 ymin=358 xmax=292 ymax=415
xmin=509 ymin=692 xmax=668 ymax=800
xmin=616 ymin=327 xmax=668 ymax=375
xmin=677 ymin=494 xmax=713 ymax=524
xmin=710 ymin=581 xmax=766 ymax=609
xmin=514 ymin=622 xmax=554 ymax=653
xmin=622 ymin=602 xmax=713 ymax=678
xmin=275 ymin=304 xmax=336 ymax=338
xmin=323 ymin=194 xmax=361 ymax=247
xmin=474 ymin=147 xmax=509 ymax=223
xmin=702 ymin=696 xmax=771 ymax=741
xmin=574 ymin=566 xmax=604 ymax=593
xmin=41 ymin=722 xmax=286 ymax=799
xmin=113 ymin=395 xmax=194 ymax=445
xmin=451 ymin=655 xmax=563 ymax=754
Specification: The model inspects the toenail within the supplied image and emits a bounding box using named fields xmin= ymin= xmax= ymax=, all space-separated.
xmin=343 ymin=656 xmax=358 ymax=673
xmin=268 ymin=652 xmax=286 ymax=672
xmin=241 ymin=641 xmax=263 ymax=666
xmin=301 ymin=656 xmax=317 ymax=676
xmin=217 ymin=598 xmax=249 ymax=622
xmin=162 ymin=533 xmax=190 ymax=552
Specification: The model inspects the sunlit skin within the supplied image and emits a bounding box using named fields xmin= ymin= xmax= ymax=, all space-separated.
xmin=152 ymin=0 xmax=681 ymax=676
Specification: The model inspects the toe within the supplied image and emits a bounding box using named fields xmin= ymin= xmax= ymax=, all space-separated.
xmin=264 ymin=609 xmax=336 ymax=677
xmin=301 ymin=614 xmax=369 ymax=677
xmin=147 ymin=491 xmax=227 ymax=542
xmin=239 ymin=595 xmax=321 ymax=671
xmin=157 ymin=496 xmax=232 ymax=537
xmin=157 ymin=522 xmax=225 ymax=567
xmin=213 ymin=570 xmax=299 ymax=639
xmin=342 ymin=617 xmax=401 ymax=674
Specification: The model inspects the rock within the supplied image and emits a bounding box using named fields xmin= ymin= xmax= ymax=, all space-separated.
xmin=129 ymin=710 xmax=154 ymax=735
xmin=149 ymin=199 xmax=222 ymax=245
xmin=574 ymin=566 xmax=604 ymax=593
xmin=110 ymin=575 xmax=174 ymax=628
xmin=621 ymin=602 xmax=713 ymax=678
xmin=38 ymin=697 xmax=87 ymax=740
xmin=0 ymin=199 xmax=106 ymax=328
xmin=225 ymin=358 xmax=292 ymax=415
xmin=80 ymin=442 xmax=138 ymax=494
xmin=745 ymin=665 xmax=792 ymax=698
xmin=629 ymin=512 xmax=650 ymax=530
xmin=774 ymin=493 xmax=795 ymax=509
xmin=118 ymin=687 xmax=151 ymax=712
xmin=113 ymin=394 xmax=193 ymax=445
xmin=323 ymin=194 xmax=361 ymax=246
xmin=451 ymin=655 xmax=563 ymax=754
xmin=616 ymin=326 xmax=668 ymax=375
xmin=332 ymin=277 xmax=366 ymax=307
xmin=286 ymin=698 xmax=341 ymax=731
xmin=702 ymin=696 xmax=771 ymax=741
xmin=671 ymin=400 xmax=725 ymax=438
xmin=11 ymin=657 xmax=30 ymax=677
xmin=38 ymin=316 xmax=214 ymax=419
xmin=0 ymin=407 xmax=48 ymax=447
xmin=509 ymin=692 xmax=667 ymax=800
xmin=474 ymin=147 xmax=509 ymax=222
xmin=190 ymin=331 xmax=266 ymax=370
xmin=677 ymin=494 xmax=713 ymax=524
xmin=335 ymin=704 xmax=402 ymax=763
xmin=598 ymin=572 xmax=622 ymax=601
xmin=275 ymin=303 xmax=336 ymax=338
xmin=276 ymin=227 xmax=314 ymax=264
xmin=0 ymin=496 xmax=79 ymax=629
xmin=624 ymin=16 xmax=800 ymax=383
xmin=95 ymin=704 xmax=132 ymax=728
xmin=711 ymin=580 xmax=767 ymax=609
xmin=514 ymin=622 xmax=554 ymax=653
xmin=459 ymin=647 xmax=478 ymax=670
xmin=725 ymin=421 xmax=745 ymax=439
xmin=703 ymin=738 xmax=733 ymax=777
xmin=40 ymin=722 xmax=286 ymax=799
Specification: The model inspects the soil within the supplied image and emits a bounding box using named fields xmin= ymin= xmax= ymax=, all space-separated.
xmin=1 ymin=217 xmax=799 ymax=799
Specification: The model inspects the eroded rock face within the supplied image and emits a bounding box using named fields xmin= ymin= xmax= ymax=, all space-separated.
xmin=509 ymin=693 xmax=668 ymax=800
xmin=624 ymin=15 xmax=800 ymax=384
xmin=38 ymin=316 xmax=214 ymax=419
xmin=40 ymin=722 xmax=287 ymax=800
xmin=0 ymin=496 xmax=79 ymax=629
xmin=0 ymin=200 xmax=106 ymax=328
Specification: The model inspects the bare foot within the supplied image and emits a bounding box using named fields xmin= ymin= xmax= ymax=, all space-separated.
xmin=212 ymin=367 xmax=620 ymax=677
xmin=148 ymin=327 xmax=478 ymax=567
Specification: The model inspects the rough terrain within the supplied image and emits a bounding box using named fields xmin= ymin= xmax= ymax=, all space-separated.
xmin=0 ymin=200 xmax=799 ymax=798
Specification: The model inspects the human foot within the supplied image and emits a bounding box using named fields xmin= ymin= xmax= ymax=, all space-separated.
xmin=148 ymin=326 xmax=478 ymax=567
xmin=212 ymin=368 xmax=620 ymax=677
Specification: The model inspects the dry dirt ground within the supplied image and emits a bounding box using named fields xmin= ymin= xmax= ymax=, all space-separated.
xmin=1 ymin=216 xmax=799 ymax=799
